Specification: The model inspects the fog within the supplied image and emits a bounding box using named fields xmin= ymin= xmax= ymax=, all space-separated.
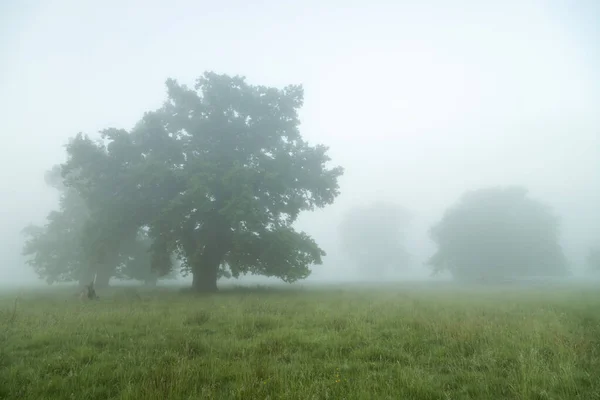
xmin=1 ymin=0 xmax=599 ymax=286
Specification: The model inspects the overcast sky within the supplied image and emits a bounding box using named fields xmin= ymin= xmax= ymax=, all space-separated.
xmin=1 ymin=0 xmax=599 ymax=284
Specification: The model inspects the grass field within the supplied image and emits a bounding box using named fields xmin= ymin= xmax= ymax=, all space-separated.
xmin=1 ymin=282 xmax=599 ymax=399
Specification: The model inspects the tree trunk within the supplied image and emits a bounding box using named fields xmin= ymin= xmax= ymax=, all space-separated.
xmin=192 ymin=261 xmax=219 ymax=292
xmin=186 ymin=211 xmax=232 ymax=293
xmin=191 ymin=240 xmax=228 ymax=292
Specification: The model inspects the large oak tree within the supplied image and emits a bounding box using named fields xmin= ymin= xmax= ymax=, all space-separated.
xmin=60 ymin=72 xmax=343 ymax=292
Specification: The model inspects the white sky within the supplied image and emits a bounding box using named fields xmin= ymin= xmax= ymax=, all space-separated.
xmin=1 ymin=0 xmax=599 ymax=283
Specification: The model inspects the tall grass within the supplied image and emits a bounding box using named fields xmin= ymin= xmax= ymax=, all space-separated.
xmin=1 ymin=283 xmax=599 ymax=399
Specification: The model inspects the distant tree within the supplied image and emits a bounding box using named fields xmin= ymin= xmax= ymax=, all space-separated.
xmin=427 ymin=186 xmax=569 ymax=282
xmin=338 ymin=202 xmax=411 ymax=277
xmin=587 ymin=246 xmax=600 ymax=272
xmin=60 ymin=71 xmax=344 ymax=292
xmin=22 ymin=166 xmax=92 ymax=286
xmin=22 ymin=166 xmax=174 ymax=287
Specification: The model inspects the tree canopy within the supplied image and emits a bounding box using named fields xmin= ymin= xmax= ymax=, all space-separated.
xmin=56 ymin=71 xmax=343 ymax=292
xmin=427 ymin=186 xmax=569 ymax=282
xmin=22 ymin=166 xmax=91 ymax=285
xmin=21 ymin=166 xmax=172 ymax=287
xmin=338 ymin=202 xmax=411 ymax=278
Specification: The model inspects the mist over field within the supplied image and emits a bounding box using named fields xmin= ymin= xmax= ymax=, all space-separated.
xmin=2 ymin=3 xmax=600 ymax=399
xmin=1 ymin=2 xmax=599 ymax=285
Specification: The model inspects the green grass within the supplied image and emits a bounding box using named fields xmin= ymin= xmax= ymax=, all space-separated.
xmin=1 ymin=283 xmax=599 ymax=399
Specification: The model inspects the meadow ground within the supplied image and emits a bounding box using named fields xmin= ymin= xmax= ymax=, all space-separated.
xmin=1 ymin=282 xmax=599 ymax=400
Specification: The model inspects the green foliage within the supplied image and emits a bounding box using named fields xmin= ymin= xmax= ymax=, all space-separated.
xmin=21 ymin=166 xmax=91 ymax=284
xmin=114 ymin=229 xmax=167 ymax=284
xmin=338 ymin=202 xmax=411 ymax=276
xmin=427 ymin=186 xmax=569 ymax=281
xmin=61 ymin=71 xmax=343 ymax=290
xmin=22 ymin=165 xmax=173 ymax=285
